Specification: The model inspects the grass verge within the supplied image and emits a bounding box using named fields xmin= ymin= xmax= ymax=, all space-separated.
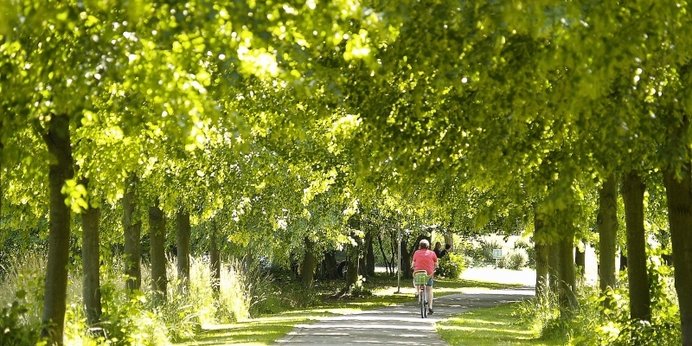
xmin=178 ymin=274 xmax=523 ymax=345
xmin=437 ymin=302 xmax=565 ymax=345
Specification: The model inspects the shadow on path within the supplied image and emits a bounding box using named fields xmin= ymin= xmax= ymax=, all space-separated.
xmin=275 ymin=287 xmax=535 ymax=346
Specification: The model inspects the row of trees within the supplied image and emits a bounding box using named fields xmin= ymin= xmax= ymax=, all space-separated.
xmin=1 ymin=0 xmax=691 ymax=344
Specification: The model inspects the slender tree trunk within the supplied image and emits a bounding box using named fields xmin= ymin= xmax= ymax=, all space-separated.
xmin=81 ymin=202 xmax=102 ymax=325
xmin=301 ymin=237 xmax=317 ymax=287
xmin=558 ymin=230 xmax=577 ymax=316
xmin=534 ymin=213 xmax=549 ymax=298
xmin=663 ymin=168 xmax=692 ymax=345
xmin=149 ymin=202 xmax=167 ymax=300
xmin=123 ymin=175 xmax=141 ymax=292
xmin=401 ymin=237 xmax=412 ymax=279
xmin=575 ymin=245 xmax=585 ymax=274
xmin=210 ymin=221 xmax=220 ymax=296
xmin=40 ymin=114 xmax=74 ymax=345
xmin=377 ymin=234 xmax=392 ymax=275
xmin=176 ymin=209 xmax=191 ymax=291
xmin=622 ymin=171 xmax=651 ymax=322
xmin=365 ymin=231 xmax=375 ymax=277
xmin=598 ymin=174 xmax=618 ymax=293
xmin=390 ymin=233 xmax=397 ymax=274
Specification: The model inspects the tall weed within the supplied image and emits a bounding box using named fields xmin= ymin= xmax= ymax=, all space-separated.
xmin=218 ymin=257 xmax=273 ymax=322
xmin=0 ymin=252 xmax=45 ymax=324
xmin=0 ymin=251 xmax=274 ymax=344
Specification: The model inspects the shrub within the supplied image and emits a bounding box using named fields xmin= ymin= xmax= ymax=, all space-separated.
xmin=0 ymin=252 xmax=45 ymax=324
xmin=466 ymin=238 xmax=503 ymax=266
xmin=518 ymin=257 xmax=681 ymax=345
xmin=219 ymin=257 xmax=274 ymax=320
xmin=0 ymin=252 xmax=46 ymax=346
xmin=513 ymin=238 xmax=535 ymax=268
xmin=504 ymin=249 xmax=528 ymax=270
xmin=99 ymin=278 xmax=170 ymax=345
xmin=437 ymin=252 xmax=465 ymax=279
xmin=0 ymin=290 xmax=42 ymax=346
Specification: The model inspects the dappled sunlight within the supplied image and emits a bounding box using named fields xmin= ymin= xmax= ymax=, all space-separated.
xmin=165 ymin=272 xmax=537 ymax=345
xmin=446 ymin=317 xmax=513 ymax=326
xmin=436 ymin=301 xmax=558 ymax=345
xmin=438 ymin=324 xmax=535 ymax=337
xmin=182 ymin=320 xmax=297 ymax=345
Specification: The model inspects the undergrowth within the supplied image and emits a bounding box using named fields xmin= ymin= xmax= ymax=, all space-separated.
xmin=0 ymin=252 xmax=269 ymax=345
xmin=516 ymin=258 xmax=681 ymax=345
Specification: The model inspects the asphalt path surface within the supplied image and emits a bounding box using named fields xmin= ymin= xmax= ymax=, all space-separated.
xmin=275 ymin=287 xmax=535 ymax=346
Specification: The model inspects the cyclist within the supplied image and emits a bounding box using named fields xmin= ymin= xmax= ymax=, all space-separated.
xmin=411 ymin=239 xmax=438 ymax=315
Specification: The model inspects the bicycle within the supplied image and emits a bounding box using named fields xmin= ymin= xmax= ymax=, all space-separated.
xmin=413 ymin=270 xmax=430 ymax=318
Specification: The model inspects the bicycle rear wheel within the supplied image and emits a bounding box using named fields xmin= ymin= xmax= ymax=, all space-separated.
xmin=419 ymin=287 xmax=425 ymax=318
xmin=420 ymin=286 xmax=427 ymax=318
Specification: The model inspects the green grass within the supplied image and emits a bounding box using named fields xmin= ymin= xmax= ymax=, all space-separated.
xmin=437 ymin=302 xmax=566 ymax=345
xmin=177 ymin=305 xmax=382 ymax=345
xmin=180 ymin=312 xmax=324 ymax=345
xmin=177 ymin=292 xmax=413 ymax=345
xmin=177 ymin=274 xmax=524 ymax=345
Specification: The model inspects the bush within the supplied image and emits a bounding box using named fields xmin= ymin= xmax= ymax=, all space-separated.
xmin=514 ymin=238 xmax=535 ymax=268
xmin=251 ymin=268 xmax=322 ymax=314
xmin=98 ymin=277 xmax=170 ymax=345
xmin=0 ymin=290 xmax=42 ymax=346
xmin=503 ymin=249 xmax=528 ymax=270
xmin=437 ymin=252 xmax=465 ymax=279
xmin=466 ymin=238 xmax=503 ymax=266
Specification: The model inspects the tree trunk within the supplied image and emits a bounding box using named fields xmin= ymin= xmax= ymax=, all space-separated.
xmin=123 ymin=175 xmax=141 ymax=292
xmin=81 ymin=203 xmax=102 ymax=325
xmin=534 ymin=213 xmax=549 ymax=298
xmin=376 ymin=234 xmax=392 ymax=275
xmin=365 ymin=231 xmax=375 ymax=277
xmin=345 ymin=245 xmax=359 ymax=288
xmin=149 ymin=202 xmax=167 ymax=300
xmin=0 ymin=132 xmax=3 ymax=220
xmin=301 ymin=237 xmax=317 ymax=287
xmin=390 ymin=233 xmax=398 ymax=275
xmin=319 ymin=251 xmax=339 ymax=279
xmin=620 ymin=250 xmax=628 ymax=270
xmin=622 ymin=171 xmax=651 ymax=322
xmin=558 ymin=231 xmax=577 ymax=316
xmin=547 ymin=241 xmax=560 ymax=293
xmin=663 ymin=168 xmax=692 ymax=345
xmin=400 ymin=237 xmax=412 ymax=279
xmin=176 ymin=209 xmax=191 ymax=291
xmin=210 ymin=221 xmax=220 ymax=296
xmin=598 ymin=174 xmax=618 ymax=293
xmin=575 ymin=245 xmax=585 ymax=274
xmin=300 ymin=237 xmax=317 ymax=288
xmin=40 ymin=114 xmax=74 ymax=345
xmin=535 ymin=242 xmax=549 ymax=296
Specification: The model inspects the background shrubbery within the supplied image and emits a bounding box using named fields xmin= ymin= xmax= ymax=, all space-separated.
xmin=465 ymin=235 xmax=534 ymax=270
xmin=436 ymin=252 xmax=465 ymax=279
xmin=0 ymin=252 xmax=272 ymax=345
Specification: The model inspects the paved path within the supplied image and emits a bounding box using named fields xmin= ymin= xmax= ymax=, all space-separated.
xmin=275 ymin=287 xmax=535 ymax=346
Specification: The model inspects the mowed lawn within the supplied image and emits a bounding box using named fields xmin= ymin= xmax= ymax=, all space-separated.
xmin=437 ymin=302 xmax=564 ymax=346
